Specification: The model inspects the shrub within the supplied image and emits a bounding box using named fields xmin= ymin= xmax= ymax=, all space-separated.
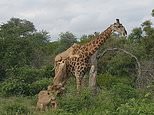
xmin=112 ymin=83 xmax=138 ymax=99
xmin=28 ymin=78 xmax=51 ymax=95
xmin=97 ymin=73 xmax=117 ymax=88
xmin=6 ymin=67 xmax=45 ymax=82
xmin=58 ymin=89 xmax=96 ymax=113
xmin=1 ymin=78 xmax=29 ymax=96
xmin=42 ymin=65 xmax=55 ymax=78
xmin=1 ymin=78 xmax=51 ymax=96
xmin=97 ymin=73 xmax=132 ymax=89
xmin=110 ymin=83 xmax=138 ymax=108
xmin=1 ymin=66 xmax=53 ymax=96
xmin=106 ymin=53 xmax=136 ymax=77
xmin=116 ymin=98 xmax=154 ymax=115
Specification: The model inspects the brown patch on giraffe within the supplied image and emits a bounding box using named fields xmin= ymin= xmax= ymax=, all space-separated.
xmin=76 ymin=62 xmax=80 ymax=65
xmin=85 ymin=47 xmax=88 ymax=51
xmin=85 ymin=52 xmax=88 ymax=56
xmin=96 ymin=40 xmax=99 ymax=44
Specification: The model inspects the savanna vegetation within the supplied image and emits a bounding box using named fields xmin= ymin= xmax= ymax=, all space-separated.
xmin=0 ymin=10 xmax=154 ymax=115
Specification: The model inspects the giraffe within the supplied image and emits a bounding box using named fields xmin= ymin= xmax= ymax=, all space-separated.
xmin=52 ymin=19 xmax=127 ymax=93
xmin=67 ymin=19 xmax=127 ymax=92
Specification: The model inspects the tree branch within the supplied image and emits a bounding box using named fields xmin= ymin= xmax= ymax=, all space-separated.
xmin=97 ymin=48 xmax=141 ymax=88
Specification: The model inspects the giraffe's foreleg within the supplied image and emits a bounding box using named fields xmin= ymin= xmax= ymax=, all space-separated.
xmin=75 ymin=73 xmax=83 ymax=93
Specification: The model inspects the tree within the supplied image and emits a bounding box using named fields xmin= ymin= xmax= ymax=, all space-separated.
xmin=128 ymin=27 xmax=142 ymax=41
xmin=152 ymin=9 xmax=154 ymax=17
xmin=57 ymin=32 xmax=77 ymax=52
xmin=0 ymin=18 xmax=50 ymax=80
xmin=141 ymin=20 xmax=154 ymax=37
xmin=79 ymin=32 xmax=99 ymax=44
xmin=0 ymin=18 xmax=35 ymax=39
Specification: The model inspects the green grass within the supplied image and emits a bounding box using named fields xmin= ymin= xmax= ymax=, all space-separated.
xmin=0 ymin=76 xmax=153 ymax=115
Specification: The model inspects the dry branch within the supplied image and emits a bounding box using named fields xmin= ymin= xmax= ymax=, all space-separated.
xmin=97 ymin=48 xmax=142 ymax=88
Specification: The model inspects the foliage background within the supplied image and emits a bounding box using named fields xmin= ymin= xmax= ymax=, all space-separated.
xmin=0 ymin=9 xmax=154 ymax=115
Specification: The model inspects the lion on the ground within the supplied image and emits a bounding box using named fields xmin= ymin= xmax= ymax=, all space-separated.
xmin=36 ymin=90 xmax=57 ymax=111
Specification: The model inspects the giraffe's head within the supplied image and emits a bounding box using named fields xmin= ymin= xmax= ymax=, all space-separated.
xmin=111 ymin=19 xmax=127 ymax=36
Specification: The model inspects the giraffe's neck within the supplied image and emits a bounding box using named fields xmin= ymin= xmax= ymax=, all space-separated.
xmin=82 ymin=26 xmax=112 ymax=57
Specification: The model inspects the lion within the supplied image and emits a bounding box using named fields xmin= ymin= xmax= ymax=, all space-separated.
xmin=48 ymin=43 xmax=81 ymax=97
xmin=47 ymin=83 xmax=65 ymax=97
xmin=36 ymin=90 xmax=57 ymax=111
xmin=54 ymin=43 xmax=80 ymax=62
xmin=49 ymin=59 xmax=68 ymax=96
xmin=54 ymin=43 xmax=81 ymax=73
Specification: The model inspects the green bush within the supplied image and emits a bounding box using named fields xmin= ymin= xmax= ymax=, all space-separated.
xmin=1 ymin=78 xmax=51 ymax=96
xmin=110 ymin=83 xmax=138 ymax=109
xmin=106 ymin=53 xmax=136 ymax=77
xmin=1 ymin=78 xmax=29 ymax=96
xmin=0 ymin=66 xmax=53 ymax=96
xmin=42 ymin=65 xmax=55 ymax=78
xmin=6 ymin=67 xmax=45 ymax=82
xmin=97 ymin=73 xmax=117 ymax=88
xmin=97 ymin=73 xmax=132 ymax=89
xmin=116 ymin=98 xmax=154 ymax=115
xmin=111 ymin=83 xmax=138 ymax=99
xmin=59 ymin=89 xmax=95 ymax=113
xmin=28 ymin=78 xmax=51 ymax=95
xmin=58 ymin=88 xmax=116 ymax=115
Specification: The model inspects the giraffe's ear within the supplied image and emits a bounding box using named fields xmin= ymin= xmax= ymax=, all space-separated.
xmin=116 ymin=19 xmax=120 ymax=24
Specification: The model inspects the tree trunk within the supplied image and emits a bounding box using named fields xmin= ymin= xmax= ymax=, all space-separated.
xmin=89 ymin=51 xmax=98 ymax=94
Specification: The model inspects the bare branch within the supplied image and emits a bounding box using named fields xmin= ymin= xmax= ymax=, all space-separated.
xmin=97 ymin=48 xmax=141 ymax=88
